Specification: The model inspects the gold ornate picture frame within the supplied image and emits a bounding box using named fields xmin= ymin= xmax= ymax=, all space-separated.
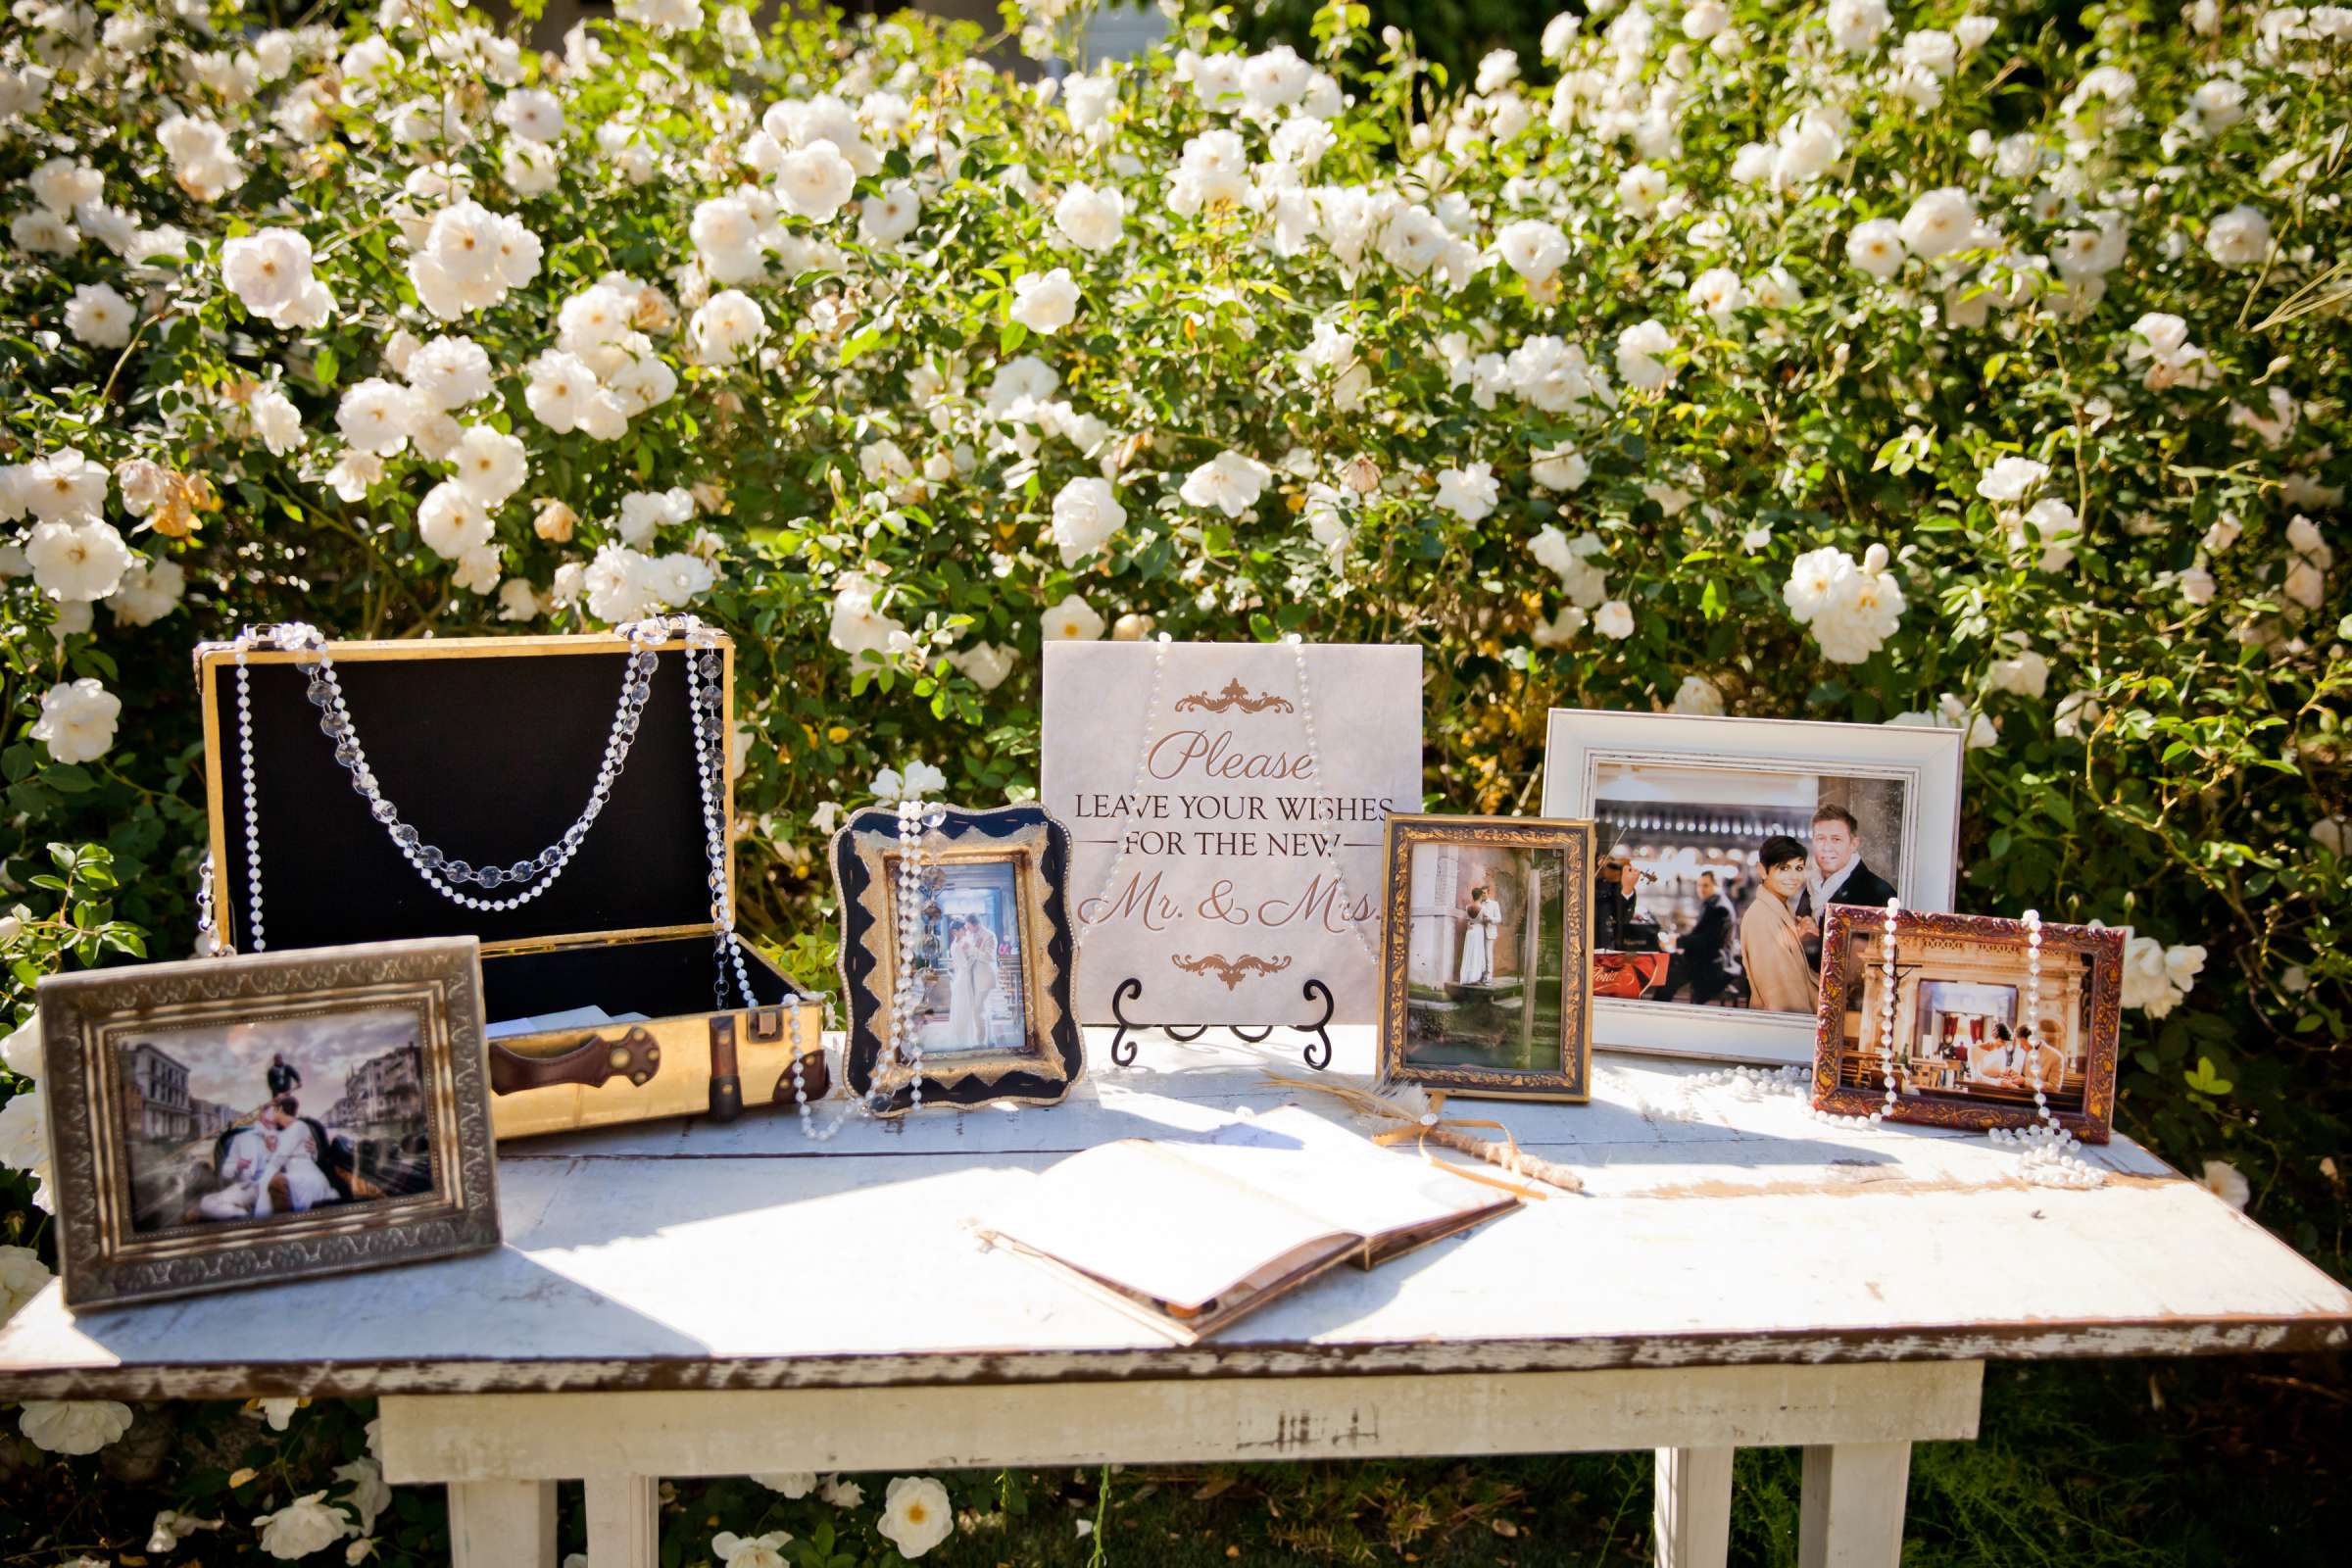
xmin=831 ymin=804 xmax=1084 ymax=1113
xmin=1380 ymin=815 xmax=1596 ymax=1102
xmin=1814 ymin=906 xmax=2123 ymax=1142
xmin=36 ymin=937 xmax=501 ymax=1307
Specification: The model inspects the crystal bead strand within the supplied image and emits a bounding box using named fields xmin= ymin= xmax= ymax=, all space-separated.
xmin=225 ymin=618 xmax=668 ymax=920
xmin=1988 ymin=909 xmax=2106 ymax=1189
xmin=680 ymin=631 xmax=762 ymax=1013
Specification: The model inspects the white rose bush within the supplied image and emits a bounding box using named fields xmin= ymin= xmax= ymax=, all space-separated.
xmin=0 ymin=0 xmax=2348 ymax=1557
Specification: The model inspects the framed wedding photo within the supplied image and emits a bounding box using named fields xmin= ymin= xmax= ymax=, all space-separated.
xmin=1379 ymin=815 xmax=1596 ymax=1102
xmin=1815 ymin=906 xmax=2123 ymax=1142
xmin=36 ymin=937 xmax=501 ymax=1308
xmin=831 ymin=803 xmax=1084 ymax=1112
xmin=1541 ymin=710 xmax=1964 ymax=1065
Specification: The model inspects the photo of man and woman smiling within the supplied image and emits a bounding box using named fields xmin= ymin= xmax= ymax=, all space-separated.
xmin=1590 ymin=762 xmax=1911 ymax=1017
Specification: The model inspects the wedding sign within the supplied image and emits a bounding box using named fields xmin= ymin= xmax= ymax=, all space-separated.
xmin=1041 ymin=641 xmax=1422 ymax=1026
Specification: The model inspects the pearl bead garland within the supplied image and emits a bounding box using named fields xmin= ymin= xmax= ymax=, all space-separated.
xmin=1806 ymin=899 xmax=1903 ymax=1127
xmin=1987 ymin=908 xmax=2106 ymax=1189
xmin=794 ymin=796 xmax=942 ymax=1140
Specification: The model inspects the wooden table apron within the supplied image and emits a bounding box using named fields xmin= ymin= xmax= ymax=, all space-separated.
xmin=4 ymin=1031 xmax=2347 ymax=1568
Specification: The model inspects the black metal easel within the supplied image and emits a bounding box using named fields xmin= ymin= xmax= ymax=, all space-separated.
xmin=1106 ymin=976 xmax=1337 ymax=1070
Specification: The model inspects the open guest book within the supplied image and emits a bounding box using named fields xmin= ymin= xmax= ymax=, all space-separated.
xmin=978 ymin=1105 xmax=1520 ymax=1342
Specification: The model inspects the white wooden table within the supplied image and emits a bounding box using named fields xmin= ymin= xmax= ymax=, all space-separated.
xmin=3 ymin=1029 xmax=2346 ymax=1568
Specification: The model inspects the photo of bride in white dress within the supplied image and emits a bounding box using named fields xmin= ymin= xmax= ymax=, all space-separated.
xmin=1458 ymin=885 xmax=1500 ymax=985
xmin=908 ymin=858 xmax=1030 ymax=1056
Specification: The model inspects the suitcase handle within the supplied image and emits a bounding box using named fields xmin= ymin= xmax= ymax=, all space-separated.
xmin=487 ymin=1027 xmax=662 ymax=1097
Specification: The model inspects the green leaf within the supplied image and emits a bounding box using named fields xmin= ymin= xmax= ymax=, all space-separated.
xmin=2182 ymin=1057 xmax=2233 ymax=1097
xmin=313 ymin=345 xmax=339 ymax=388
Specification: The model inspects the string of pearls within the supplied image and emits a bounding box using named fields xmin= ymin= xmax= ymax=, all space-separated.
xmin=1989 ymin=908 xmax=2106 ymax=1189
xmin=1284 ymin=634 xmax=1382 ymax=966
xmin=796 ymin=797 xmax=942 ymax=1140
xmin=1806 ymin=898 xmax=1903 ymax=1127
xmin=1076 ymin=633 xmax=1172 ymax=937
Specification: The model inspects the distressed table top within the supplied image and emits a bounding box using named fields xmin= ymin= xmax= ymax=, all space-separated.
xmin=3 ymin=1029 xmax=2346 ymax=1400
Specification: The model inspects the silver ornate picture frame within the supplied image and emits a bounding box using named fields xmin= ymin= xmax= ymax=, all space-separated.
xmin=1542 ymin=710 xmax=1965 ymax=1065
xmin=37 ymin=937 xmax=501 ymax=1307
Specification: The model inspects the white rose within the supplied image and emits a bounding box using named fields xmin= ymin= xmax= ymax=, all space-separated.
xmin=858 ymin=181 xmax=921 ymax=247
xmin=0 ymin=1244 xmax=51 ymax=1325
xmin=1616 ymin=165 xmax=1669 ymax=218
xmin=1530 ymin=441 xmax=1589 ymax=492
xmin=1010 ymin=268 xmax=1080 ymax=334
xmin=417 ymin=481 xmax=494 ymax=560
xmin=688 ymin=290 xmax=768 ymax=366
xmin=1987 ymin=645 xmax=2051 ymax=698
xmin=19 ymin=1400 xmax=132 ymax=1456
xmin=254 ymin=1491 xmax=353 ymax=1560
xmin=1494 ymin=219 xmax=1570 ymax=284
xmin=19 ymin=447 xmax=111 ymax=523
xmin=2205 ymin=205 xmax=2269 ymax=267
xmin=1976 ymin=456 xmax=2050 ymax=503
xmin=523 ymin=352 xmax=599 ymax=432
xmin=1053 ymin=182 xmax=1126 ymax=253
xmin=64 ymin=282 xmax=134 ymax=348
xmin=1845 ymin=218 xmax=1906 ymax=279
xmin=1671 ymin=674 xmax=1726 ymax=714
xmin=405 ymin=335 xmax=495 ymax=412
xmin=451 ymin=425 xmax=527 ymax=507
xmin=1897 ymin=186 xmax=1977 ymax=259
xmin=220 ymin=227 xmax=315 ymax=319
xmin=1042 ymin=593 xmax=1105 ymax=642
xmin=495 ymin=87 xmax=564 ymax=144
xmin=1435 ymin=463 xmax=1500 ymax=523
xmin=1179 ymin=450 xmax=1272 ymax=517
xmin=777 ymin=140 xmax=857 ymax=220
xmin=1827 ymin=0 xmax=1890 ymax=54
xmin=1594 ymin=599 xmax=1636 ymax=639
xmin=251 ymin=387 xmax=306 ymax=456
xmin=1051 ymin=475 xmax=1127 ymax=565
xmin=877 ymin=1477 xmax=955 ymax=1560
xmin=109 ymin=558 xmax=187 ymax=627
xmin=827 ymin=573 xmax=908 ymax=666
xmin=948 ymin=642 xmax=1016 ymax=691
xmin=336 ymin=378 xmax=424 ymax=456
xmin=1613 ymin=318 xmax=1678 ymax=392
xmin=27 ymin=519 xmax=131 ymax=602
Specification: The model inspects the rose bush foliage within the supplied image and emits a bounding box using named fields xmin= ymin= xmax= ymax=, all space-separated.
xmin=0 ymin=0 xmax=2348 ymax=1549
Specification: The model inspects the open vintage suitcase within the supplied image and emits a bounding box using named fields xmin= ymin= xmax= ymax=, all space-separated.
xmin=193 ymin=628 xmax=827 ymax=1140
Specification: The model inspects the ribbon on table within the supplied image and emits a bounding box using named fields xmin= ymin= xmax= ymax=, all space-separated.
xmin=1262 ymin=1074 xmax=1582 ymax=1197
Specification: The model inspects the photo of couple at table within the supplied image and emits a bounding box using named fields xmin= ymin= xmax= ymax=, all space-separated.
xmin=1591 ymin=765 xmax=1909 ymax=1017
xmin=904 ymin=858 xmax=1030 ymax=1057
xmin=1831 ymin=933 xmax=2098 ymax=1117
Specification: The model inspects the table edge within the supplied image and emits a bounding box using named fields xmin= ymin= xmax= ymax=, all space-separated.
xmin=4 ymin=1312 xmax=2346 ymax=1401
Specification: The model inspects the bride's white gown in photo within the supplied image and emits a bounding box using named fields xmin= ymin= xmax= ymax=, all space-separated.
xmin=945 ymin=929 xmax=1000 ymax=1050
xmin=1459 ymin=898 xmax=1499 ymax=985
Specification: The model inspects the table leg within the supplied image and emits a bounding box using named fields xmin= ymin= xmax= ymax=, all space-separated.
xmin=583 ymin=1474 xmax=660 ymax=1568
xmin=447 ymin=1479 xmax=558 ymax=1568
xmin=1652 ymin=1446 xmax=1735 ymax=1568
xmin=1797 ymin=1441 xmax=1911 ymax=1568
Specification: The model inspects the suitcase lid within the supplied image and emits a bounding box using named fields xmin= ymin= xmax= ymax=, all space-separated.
xmin=196 ymin=630 xmax=735 ymax=957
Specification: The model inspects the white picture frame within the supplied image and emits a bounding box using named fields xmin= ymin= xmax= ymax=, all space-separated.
xmin=1540 ymin=710 xmax=1965 ymax=1065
